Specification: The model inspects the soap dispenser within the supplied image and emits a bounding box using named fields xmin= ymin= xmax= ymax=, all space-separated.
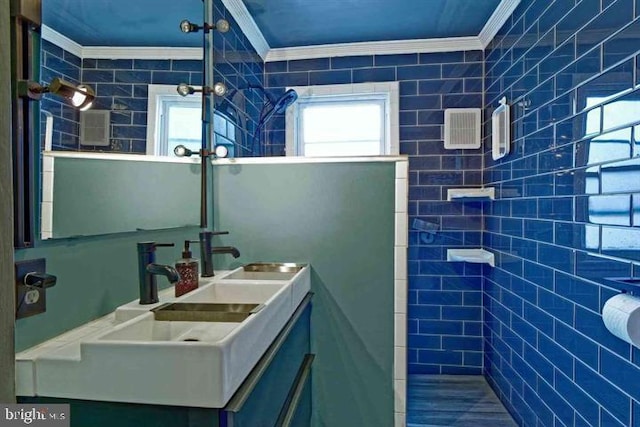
xmin=175 ymin=240 xmax=199 ymax=297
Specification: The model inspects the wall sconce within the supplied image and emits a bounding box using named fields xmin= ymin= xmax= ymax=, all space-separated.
xmin=173 ymin=145 xmax=201 ymax=158
xmin=179 ymin=18 xmax=229 ymax=34
xmin=176 ymin=82 xmax=227 ymax=98
xmin=173 ymin=144 xmax=228 ymax=158
xmin=19 ymin=77 xmax=95 ymax=111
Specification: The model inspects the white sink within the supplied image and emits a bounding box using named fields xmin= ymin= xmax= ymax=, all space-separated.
xmin=96 ymin=314 xmax=238 ymax=342
xmin=180 ymin=282 xmax=286 ymax=304
xmin=28 ymin=264 xmax=310 ymax=408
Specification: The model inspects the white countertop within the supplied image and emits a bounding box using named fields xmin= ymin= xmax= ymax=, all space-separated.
xmin=16 ymin=266 xmax=311 ymax=408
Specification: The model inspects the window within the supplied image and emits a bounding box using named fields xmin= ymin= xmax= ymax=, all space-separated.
xmin=286 ymin=82 xmax=399 ymax=157
xmin=146 ymin=84 xmax=202 ymax=156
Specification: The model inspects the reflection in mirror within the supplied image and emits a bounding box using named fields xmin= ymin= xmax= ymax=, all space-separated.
xmin=40 ymin=0 xmax=267 ymax=158
xmin=41 ymin=153 xmax=201 ymax=239
xmin=41 ymin=0 xmax=202 ymax=154
xmin=146 ymin=84 xmax=202 ymax=156
xmin=39 ymin=0 xmax=206 ymax=239
xmin=38 ymin=0 xmax=273 ymax=239
xmin=573 ymin=65 xmax=640 ymax=262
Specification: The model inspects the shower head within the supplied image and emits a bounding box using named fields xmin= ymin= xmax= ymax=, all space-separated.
xmin=250 ymin=88 xmax=298 ymax=155
xmin=272 ymin=89 xmax=298 ymax=114
xmin=260 ymin=89 xmax=298 ymax=125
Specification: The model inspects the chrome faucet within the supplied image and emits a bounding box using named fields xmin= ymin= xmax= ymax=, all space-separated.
xmin=199 ymin=231 xmax=241 ymax=277
xmin=137 ymin=242 xmax=180 ymax=304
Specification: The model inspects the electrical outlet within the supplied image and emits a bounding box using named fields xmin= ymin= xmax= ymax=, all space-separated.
xmin=24 ymin=289 xmax=40 ymax=304
xmin=15 ymin=258 xmax=47 ymax=319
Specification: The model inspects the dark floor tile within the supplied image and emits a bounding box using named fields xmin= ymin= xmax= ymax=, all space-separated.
xmin=408 ymin=375 xmax=517 ymax=427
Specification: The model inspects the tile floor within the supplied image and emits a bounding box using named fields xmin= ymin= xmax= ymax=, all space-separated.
xmin=408 ymin=375 xmax=517 ymax=427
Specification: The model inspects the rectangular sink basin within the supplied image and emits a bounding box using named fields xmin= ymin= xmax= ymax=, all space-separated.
xmin=222 ymin=263 xmax=306 ymax=281
xmin=97 ymin=314 xmax=238 ymax=342
xmin=114 ymin=281 xmax=286 ymax=322
xmin=152 ymin=302 xmax=262 ymax=322
xmin=180 ymin=282 xmax=285 ymax=304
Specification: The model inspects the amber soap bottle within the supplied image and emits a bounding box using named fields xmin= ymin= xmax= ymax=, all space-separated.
xmin=175 ymin=240 xmax=199 ymax=297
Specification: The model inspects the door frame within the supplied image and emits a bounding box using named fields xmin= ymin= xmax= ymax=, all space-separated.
xmin=1 ymin=0 xmax=16 ymax=403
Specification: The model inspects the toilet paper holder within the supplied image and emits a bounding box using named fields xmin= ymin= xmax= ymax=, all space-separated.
xmin=602 ymin=291 xmax=640 ymax=348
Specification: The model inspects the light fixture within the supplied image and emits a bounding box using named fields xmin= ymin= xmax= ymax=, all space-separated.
xmin=173 ymin=145 xmax=197 ymax=157
xmin=176 ymin=82 xmax=227 ymax=97
xmin=173 ymin=144 xmax=229 ymax=159
xmin=19 ymin=77 xmax=95 ymax=111
xmin=214 ymin=145 xmax=229 ymax=158
xmin=179 ymin=18 xmax=229 ymax=34
xmin=177 ymin=13 xmax=231 ymax=230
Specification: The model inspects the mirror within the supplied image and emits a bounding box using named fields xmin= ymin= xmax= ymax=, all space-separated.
xmin=39 ymin=0 xmax=205 ymax=238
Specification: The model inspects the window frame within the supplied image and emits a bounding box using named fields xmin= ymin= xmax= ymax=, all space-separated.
xmin=285 ymin=82 xmax=399 ymax=157
xmin=146 ymin=84 xmax=202 ymax=156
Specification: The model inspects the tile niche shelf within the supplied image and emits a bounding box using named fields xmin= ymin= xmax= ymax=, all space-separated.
xmin=446 ymin=187 xmax=495 ymax=201
xmin=446 ymin=249 xmax=495 ymax=267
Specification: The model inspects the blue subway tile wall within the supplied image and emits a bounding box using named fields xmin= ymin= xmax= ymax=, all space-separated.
xmin=211 ymin=0 xmax=264 ymax=157
xmin=484 ymin=0 xmax=640 ymax=425
xmin=40 ymin=39 xmax=82 ymax=150
xmin=81 ymin=58 xmax=203 ymax=154
xmin=41 ymin=45 xmax=204 ymax=154
xmin=264 ymin=51 xmax=485 ymax=374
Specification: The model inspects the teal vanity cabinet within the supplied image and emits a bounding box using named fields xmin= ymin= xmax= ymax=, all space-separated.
xmin=19 ymin=295 xmax=313 ymax=427
xmin=222 ymin=297 xmax=312 ymax=427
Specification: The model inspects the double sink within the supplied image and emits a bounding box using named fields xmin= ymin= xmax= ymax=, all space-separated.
xmin=24 ymin=263 xmax=310 ymax=408
xmin=150 ymin=263 xmax=303 ymax=324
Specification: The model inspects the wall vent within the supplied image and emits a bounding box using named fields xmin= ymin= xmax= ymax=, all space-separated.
xmin=80 ymin=110 xmax=110 ymax=146
xmin=444 ymin=108 xmax=481 ymax=149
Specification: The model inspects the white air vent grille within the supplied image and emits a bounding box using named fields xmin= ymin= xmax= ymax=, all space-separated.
xmin=444 ymin=108 xmax=481 ymax=149
xmin=80 ymin=110 xmax=110 ymax=146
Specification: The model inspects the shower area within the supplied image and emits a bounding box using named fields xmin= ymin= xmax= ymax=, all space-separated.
xmin=179 ymin=1 xmax=516 ymax=426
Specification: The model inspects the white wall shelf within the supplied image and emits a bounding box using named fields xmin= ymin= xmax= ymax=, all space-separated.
xmin=447 ymin=249 xmax=495 ymax=267
xmin=447 ymin=187 xmax=495 ymax=201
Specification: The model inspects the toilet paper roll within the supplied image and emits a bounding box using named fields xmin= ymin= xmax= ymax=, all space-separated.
xmin=603 ymin=293 xmax=640 ymax=347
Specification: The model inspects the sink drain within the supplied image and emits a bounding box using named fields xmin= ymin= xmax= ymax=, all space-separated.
xmin=183 ymin=338 xmax=200 ymax=342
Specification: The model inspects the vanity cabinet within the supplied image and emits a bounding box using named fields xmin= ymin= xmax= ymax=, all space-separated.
xmin=19 ymin=296 xmax=313 ymax=427
xmin=223 ymin=301 xmax=311 ymax=426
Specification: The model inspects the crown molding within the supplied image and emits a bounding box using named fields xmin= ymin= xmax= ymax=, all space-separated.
xmin=41 ymin=25 xmax=83 ymax=58
xmin=265 ymin=36 xmax=484 ymax=62
xmin=220 ymin=0 xmax=270 ymax=60
xmin=43 ymin=0 xmax=518 ymax=63
xmin=42 ymin=25 xmax=202 ymax=60
xmin=479 ymin=0 xmax=521 ymax=48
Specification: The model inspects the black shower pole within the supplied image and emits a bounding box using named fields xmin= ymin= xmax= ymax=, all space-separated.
xmin=199 ymin=0 xmax=212 ymax=229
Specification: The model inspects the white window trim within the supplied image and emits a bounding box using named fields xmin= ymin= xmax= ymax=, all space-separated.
xmin=146 ymin=84 xmax=202 ymax=156
xmin=285 ymin=82 xmax=400 ymax=157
